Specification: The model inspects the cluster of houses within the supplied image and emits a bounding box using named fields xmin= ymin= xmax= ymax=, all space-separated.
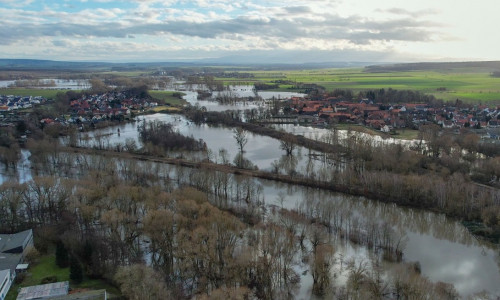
xmin=287 ymin=97 xmax=500 ymax=133
xmin=63 ymin=91 xmax=157 ymax=124
xmin=1 ymin=91 xmax=158 ymax=128
xmin=0 ymin=95 xmax=46 ymax=113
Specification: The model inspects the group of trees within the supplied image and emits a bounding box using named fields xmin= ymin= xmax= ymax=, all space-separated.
xmin=0 ymin=127 xmax=21 ymax=169
xmin=0 ymin=149 xmax=463 ymax=299
xmin=186 ymin=75 xmax=224 ymax=92
xmin=0 ymin=114 xmax=468 ymax=298
xmin=138 ymin=120 xmax=206 ymax=153
xmin=10 ymin=79 xmax=56 ymax=88
xmin=181 ymin=107 xmax=500 ymax=241
xmin=327 ymin=87 xmax=442 ymax=105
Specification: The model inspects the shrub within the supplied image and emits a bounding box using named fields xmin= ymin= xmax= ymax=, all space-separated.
xmin=41 ymin=276 xmax=58 ymax=284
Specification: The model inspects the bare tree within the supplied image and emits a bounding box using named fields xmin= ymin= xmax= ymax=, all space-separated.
xmin=114 ymin=264 xmax=172 ymax=300
xmin=233 ymin=127 xmax=248 ymax=153
xmin=311 ymin=244 xmax=335 ymax=296
xmin=279 ymin=134 xmax=297 ymax=156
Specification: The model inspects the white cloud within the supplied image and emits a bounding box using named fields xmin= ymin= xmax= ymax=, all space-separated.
xmin=0 ymin=0 xmax=498 ymax=62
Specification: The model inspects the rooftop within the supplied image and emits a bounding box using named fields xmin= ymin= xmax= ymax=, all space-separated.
xmin=17 ymin=281 xmax=69 ymax=300
xmin=0 ymin=229 xmax=33 ymax=254
xmin=0 ymin=269 xmax=10 ymax=281
xmin=0 ymin=253 xmax=22 ymax=273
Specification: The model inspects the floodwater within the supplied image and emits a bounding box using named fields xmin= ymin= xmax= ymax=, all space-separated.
xmin=169 ymin=84 xmax=305 ymax=112
xmin=0 ymin=149 xmax=32 ymax=184
xmin=1 ymin=139 xmax=499 ymax=297
xmin=259 ymin=183 xmax=500 ymax=298
xmin=0 ymin=79 xmax=89 ymax=90
xmin=75 ymin=113 xmax=324 ymax=172
xmin=61 ymin=113 xmax=500 ymax=298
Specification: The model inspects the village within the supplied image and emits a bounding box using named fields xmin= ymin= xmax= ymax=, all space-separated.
xmin=2 ymin=90 xmax=500 ymax=141
xmin=282 ymin=96 xmax=500 ymax=140
xmin=0 ymin=95 xmax=45 ymax=112
xmin=63 ymin=91 xmax=158 ymax=125
xmin=0 ymin=91 xmax=158 ymax=128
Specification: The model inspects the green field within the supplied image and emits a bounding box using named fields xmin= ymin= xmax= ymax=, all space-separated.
xmin=3 ymin=64 xmax=499 ymax=104
xmin=333 ymin=124 xmax=419 ymax=140
xmin=0 ymin=88 xmax=72 ymax=99
xmin=100 ymin=71 xmax=149 ymax=77
xmin=148 ymin=90 xmax=187 ymax=106
xmin=222 ymin=68 xmax=500 ymax=104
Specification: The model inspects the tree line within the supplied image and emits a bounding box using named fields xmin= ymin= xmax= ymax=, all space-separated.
xmin=181 ymin=107 xmax=500 ymax=242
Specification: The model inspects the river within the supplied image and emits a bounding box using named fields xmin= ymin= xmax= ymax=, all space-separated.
xmin=57 ymin=113 xmax=500 ymax=298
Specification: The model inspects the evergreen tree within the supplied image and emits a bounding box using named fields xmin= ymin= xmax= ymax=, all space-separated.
xmin=69 ymin=256 xmax=83 ymax=284
xmin=55 ymin=240 xmax=69 ymax=268
xmin=82 ymin=240 xmax=93 ymax=266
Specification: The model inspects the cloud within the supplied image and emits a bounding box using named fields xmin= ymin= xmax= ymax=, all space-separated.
xmin=0 ymin=0 xmax=460 ymax=62
xmin=0 ymin=11 xmax=444 ymax=46
xmin=379 ymin=7 xmax=441 ymax=18
xmin=0 ymin=0 xmax=33 ymax=8
xmin=283 ymin=6 xmax=312 ymax=15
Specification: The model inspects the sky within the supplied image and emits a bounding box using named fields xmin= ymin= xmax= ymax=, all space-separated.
xmin=0 ymin=0 xmax=498 ymax=63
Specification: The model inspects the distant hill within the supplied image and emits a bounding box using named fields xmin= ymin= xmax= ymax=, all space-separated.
xmin=0 ymin=58 xmax=372 ymax=72
xmin=0 ymin=59 xmax=199 ymax=72
xmin=0 ymin=59 xmax=109 ymax=70
xmin=4 ymin=58 xmax=500 ymax=73
xmin=365 ymin=61 xmax=500 ymax=73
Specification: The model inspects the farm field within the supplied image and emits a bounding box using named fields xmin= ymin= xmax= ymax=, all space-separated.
xmin=148 ymin=90 xmax=187 ymax=106
xmin=0 ymin=88 xmax=67 ymax=99
xmin=222 ymin=67 xmax=500 ymax=104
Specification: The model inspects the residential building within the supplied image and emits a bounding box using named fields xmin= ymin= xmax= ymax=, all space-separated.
xmin=0 ymin=229 xmax=34 ymax=272
xmin=0 ymin=269 xmax=13 ymax=300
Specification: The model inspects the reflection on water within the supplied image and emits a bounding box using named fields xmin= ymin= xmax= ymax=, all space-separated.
xmin=3 ymin=113 xmax=500 ymax=297
xmin=257 ymin=180 xmax=500 ymax=298
xmin=0 ymin=79 xmax=89 ymax=90
xmin=74 ymin=113 xmax=329 ymax=173
xmin=168 ymin=85 xmax=305 ymax=112
xmin=274 ymin=123 xmax=419 ymax=147
xmin=0 ymin=149 xmax=32 ymax=185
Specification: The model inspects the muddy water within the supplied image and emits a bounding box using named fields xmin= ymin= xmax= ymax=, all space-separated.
xmin=2 ymin=111 xmax=499 ymax=297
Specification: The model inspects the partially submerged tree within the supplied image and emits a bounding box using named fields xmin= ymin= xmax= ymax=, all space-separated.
xmin=233 ymin=127 xmax=248 ymax=153
xmin=279 ymin=134 xmax=297 ymax=156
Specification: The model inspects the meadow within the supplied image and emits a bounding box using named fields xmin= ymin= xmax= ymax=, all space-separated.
xmin=148 ymin=90 xmax=187 ymax=106
xmin=217 ymin=67 xmax=500 ymax=104
xmin=0 ymin=88 xmax=66 ymax=99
